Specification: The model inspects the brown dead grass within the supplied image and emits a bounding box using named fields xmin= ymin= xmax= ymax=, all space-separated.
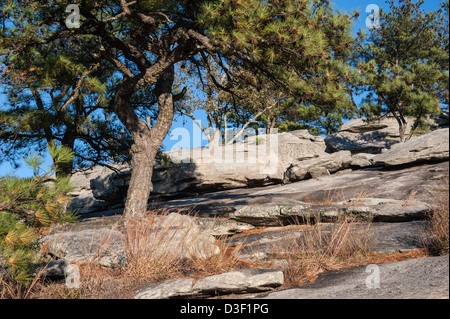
xmin=367 ymin=249 xmax=429 ymax=264
xmin=36 ymin=263 xmax=138 ymax=299
xmin=422 ymin=176 xmax=449 ymax=256
xmin=303 ymin=188 xmax=369 ymax=206
xmin=271 ymin=216 xmax=376 ymax=287
xmin=6 ymin=176 xmax=448 ymax=298
xmin=32 ymin=210 xmax=253 ymax=299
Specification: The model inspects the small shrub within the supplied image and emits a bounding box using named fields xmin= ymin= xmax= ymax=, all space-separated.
xmin=0 ymin=142 xmax=78 ymax=287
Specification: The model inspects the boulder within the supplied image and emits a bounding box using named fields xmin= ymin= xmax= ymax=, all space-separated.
xmin=371 ymin=128 xmax=449 ymax=167
xmin=325 ymin=116 xmax=413 ymax=154
xmin=134 ymin=278 xmax=197 ymax=299
xmin=38 ymin=227 xmax=126 ymax=268
xmin=38 ymin=213 xmax=220 ymax=268
xmin=340 ymin=116 xmax=412 ymax=135
xmin=325 ymin=113 xmax=448 ymax=154
xmin=69 ymin=165 xmax=130 ymax=214
xmin=262 ymin=256 xmax=449 ymax=299
xmin=134 ymin=269 xmax=284 ymax=299
xmin=350 ymin=153 xmax=377 ymax=168
xmin=70 ymin=130 xmax=328 ymax=215
xmin=191 ymin=268 xmax=284 ymax=296
xmin=227 ymin=221 xmax=429 ymax=262
xmin=229 ymin=198 xmax=431 ymax=227
xmin=156 ymin=130 xmax=327 ymax=194
xmin=325 ymin=131 xmax=400 ymax=154
xmin=284 ymin=151 xmax=353 ymax=183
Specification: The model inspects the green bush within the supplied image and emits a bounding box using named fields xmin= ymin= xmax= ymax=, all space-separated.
xmin=0 ymin=142 xmax=78 ymax=284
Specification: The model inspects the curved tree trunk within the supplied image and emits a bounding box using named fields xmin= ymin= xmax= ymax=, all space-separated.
xmin=115 ymin=65 xmax=175 ymax=221
xmin=393 ymin=111 xmax=408 ymax=142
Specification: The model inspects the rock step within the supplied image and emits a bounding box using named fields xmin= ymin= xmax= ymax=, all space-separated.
xmin=134 ymin=268 xmax=284 ymax=299
xmin=262 ymin=256 xmax=449 ymax=299
xmin=226 ymin=221 xmax=429 ymax=262
xmin=229 ymin=198 xmax=431 ymax=227
xmin=38 ymin=213 xmax=220 ymax=268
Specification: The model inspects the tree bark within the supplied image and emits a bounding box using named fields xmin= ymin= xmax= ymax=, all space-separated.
xmin=115 ymin=65 xmax=175 ymax=221
xmin=393 ymin=111 xmax=408 ymax=142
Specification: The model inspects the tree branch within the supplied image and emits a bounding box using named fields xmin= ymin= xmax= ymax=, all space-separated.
xmin=60 ymin=63 xmax=100 ymax=112
xmin=226 ymin=100 xmax=278 ymax=145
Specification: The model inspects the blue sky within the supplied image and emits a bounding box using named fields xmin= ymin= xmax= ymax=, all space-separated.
xmin=0 ymin=0 xmax=445 ymax=178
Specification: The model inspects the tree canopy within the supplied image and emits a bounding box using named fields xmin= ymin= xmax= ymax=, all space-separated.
xmin=0 ymin=0 xmax=447 ymax=221
xmin=351 ymin=0 xmax=449 ymax=140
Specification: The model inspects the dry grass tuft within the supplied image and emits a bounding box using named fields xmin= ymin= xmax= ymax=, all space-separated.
xmin=188 ymin=237 xmax=252 ymax=278
xmin=0 ymin=272 xmax=40 ymax=299
xmin=32 ymin=209 xmax=252 ymax=299
xmin=303 ymin=188 xmax=369 ymax=206
xmin=272 ymin=216 xmax=375 ymax=287
xmin=122 ymin=210 xmax=252 ymax=281
xmin=121 ymin=211 xmax=187 ymax=281
xmin=422 ymin=177 xmax=449 ymax=256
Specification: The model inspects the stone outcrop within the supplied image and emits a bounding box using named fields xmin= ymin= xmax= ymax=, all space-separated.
xmin=229 ymin=199 xmax=431 ymax=227
xmin=38 ymin=213 xmax=220 ymax=268
xmin=69 ymin=113 xmax=449 ymax=215
xmin=69 ymin=130 xmax=328 ymax=214
xmin=325 ymin=112 xmax=448 ymax=154
xmin=325 ymin=116 xmax=414 ymax=154
xmin=283 ymin=150 xmax=353 ymax=183
xmin=262 ymin=256 xmax=449 ymax=299
xmin=144 ymin=162 xmax=448 ymax=219
xmin=134 ymin=268 xmax=284 ymax=299
xmin=371 ymin=128 xmax=449 ymax=167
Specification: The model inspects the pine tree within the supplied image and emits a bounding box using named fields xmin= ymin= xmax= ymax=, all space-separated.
xmin=0 ymin=143 xmax=77 ymax=284
xmin=0 ymin=2 xmax=133 ymax=174
xmin=352 ymin=0 xmax=449 ymax=140
xmin=1 ymin=0 xmax=355 ymax=221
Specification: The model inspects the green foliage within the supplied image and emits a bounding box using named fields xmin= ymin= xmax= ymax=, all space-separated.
xmin=255 ymin=137 xmax=265 ymax=145
xmin=176 ymin=0 xmax=357 ymax=141
xmin=351 ymin=0 xmax=449 ymax=139
xmin=0 ymin=0 xmax=133 ymax=172
xmin=0 ymin=143 xmax=78 ymax=284
xmin=202 ymin=0 xmax=356 ymax=109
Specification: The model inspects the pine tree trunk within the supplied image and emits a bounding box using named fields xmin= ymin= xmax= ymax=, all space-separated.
xmin=115 ymin=66 xmax=175 ymax=221
xmin=125 ymin=137 xmax=157 ymax=220
xmin=393 ymin=112 xmax=408 ymax=142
